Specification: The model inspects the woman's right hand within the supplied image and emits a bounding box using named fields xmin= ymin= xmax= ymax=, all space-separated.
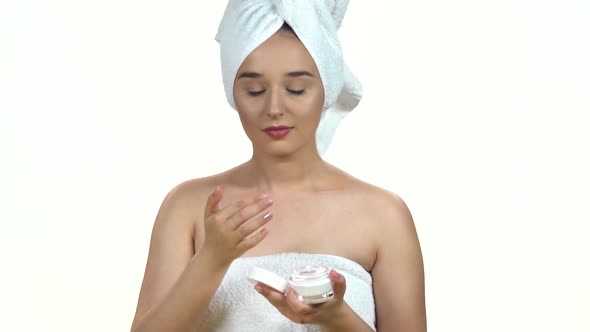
xmin=198 ymin=185 xmax=273 ymax=268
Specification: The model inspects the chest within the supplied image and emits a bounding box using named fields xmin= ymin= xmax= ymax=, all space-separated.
xmin=219 ymin=191 xmax=376 ymax=270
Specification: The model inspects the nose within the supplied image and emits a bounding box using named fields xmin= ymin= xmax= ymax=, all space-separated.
xmin=265 ymin=88 xmax=284 ymax=119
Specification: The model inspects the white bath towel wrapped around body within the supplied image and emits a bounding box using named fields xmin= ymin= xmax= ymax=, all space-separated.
xmin=199 ymin=253 xmax=376 ymax=331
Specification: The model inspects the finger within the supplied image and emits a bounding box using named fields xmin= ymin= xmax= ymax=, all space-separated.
xmin=330 ymin=270 xmax=347 ymax=299
xmin=225 ymin=194 xmax=273 ymax=230
xmin=204 ymin=185 xmax=223 ymax=217
xmin=255 ymin=283 xmax=288 ymax=308
xmin=234 ymin=210 xmax=273 ymax=240
xmin=214 ymin=193 xmax=269 ymax=224
xmin=285 ymin=287 xmax=314 ymax=316
xmin=236 ymin=227 xmax=269 ymax=252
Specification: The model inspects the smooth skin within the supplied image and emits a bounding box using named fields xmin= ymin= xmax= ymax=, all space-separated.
xmin=130 ymin=28 xmax=426 ymax=332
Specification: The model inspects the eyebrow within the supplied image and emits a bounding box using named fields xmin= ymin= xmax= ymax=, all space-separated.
xmin=237 ymin=70 xmax=314 ymax=79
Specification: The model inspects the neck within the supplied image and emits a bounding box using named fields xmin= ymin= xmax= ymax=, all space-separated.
xmin=243 ymin=145 xmax=328 ymax=193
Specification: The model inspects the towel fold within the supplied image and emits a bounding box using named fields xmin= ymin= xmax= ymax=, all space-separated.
xmin=215 ymin=0 xmax=363 ymax=156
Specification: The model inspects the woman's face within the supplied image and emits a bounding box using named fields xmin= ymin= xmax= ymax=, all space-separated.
xmin=233 ymin=29 xmax=325 ymax=157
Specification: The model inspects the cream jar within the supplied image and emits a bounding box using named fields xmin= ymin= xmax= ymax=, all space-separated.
xmin=289 ymin=265 xmax=334 ymax=304
xmin=248 ymin=265 xmax=334 ymax=304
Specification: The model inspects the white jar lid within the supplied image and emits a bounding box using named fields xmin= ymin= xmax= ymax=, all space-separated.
xmin=247 ymin=266 xmax=289 ymax=293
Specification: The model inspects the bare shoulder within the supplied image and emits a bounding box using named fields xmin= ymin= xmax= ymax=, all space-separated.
xmin=357 ymin=180 xmax=415 ymax=242
xmin=131 ymin=173 xmax=227 ymax=329
xmin=155 ymin=173 xmax=228 ymax=231
xmin=164 ymin=175 xmax=219 ymax=206
xmin=334 ymin=174 xmax=425 ymax=330
xmin=332 ymin=168 xmax=413 ymax=226
xmin=365 ymin=184 xmax=414 ymax=229
xmin=348 ymin=184 xmax=425 ymax=330
xmin=329 ymin=167 xmax=417 ymax=258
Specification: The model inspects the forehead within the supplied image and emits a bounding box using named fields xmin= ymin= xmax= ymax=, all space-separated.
xmin=237 ymin=31 xmax=320 ymax=76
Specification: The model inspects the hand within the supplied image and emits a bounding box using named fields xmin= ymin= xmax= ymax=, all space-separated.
xmin=255 ymin=269 xmax=349 ymax=327
xmin=198 ymin=185 xmax=274 ymax=267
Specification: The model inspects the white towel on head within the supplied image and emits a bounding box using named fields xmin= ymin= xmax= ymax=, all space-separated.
xmin=215 ymin=0 xmax=363 ymax=156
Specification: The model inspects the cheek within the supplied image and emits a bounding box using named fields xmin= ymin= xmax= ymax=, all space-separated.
xmin=234 ymin=98 xmax=265 ymax=128
xmin=235 ymin=90 xmax=262 ymax=111
xmin=236 ymin=109 xmax=258 ymax=129
xmin=288 ymin=90 xmax=323 ymax=118
xmin=236 ymin=111 xmax=261 ymax=141
xmin=306 ymin=84 xmax=325 ymax=113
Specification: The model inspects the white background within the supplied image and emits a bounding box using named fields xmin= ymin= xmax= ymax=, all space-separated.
xmin=1 ymin=1 xmax=589 ymax=331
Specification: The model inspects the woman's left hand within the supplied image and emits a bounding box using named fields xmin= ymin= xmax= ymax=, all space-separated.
xmin=255 ymin=269 xmax=348 ymax=327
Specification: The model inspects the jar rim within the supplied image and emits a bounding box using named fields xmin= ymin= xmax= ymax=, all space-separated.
xmin=289 ymin=265 xmax=330 ymax=282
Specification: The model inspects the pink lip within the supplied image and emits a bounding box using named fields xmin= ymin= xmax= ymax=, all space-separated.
xmin=263 ymin=127 xmax=292 ymax=138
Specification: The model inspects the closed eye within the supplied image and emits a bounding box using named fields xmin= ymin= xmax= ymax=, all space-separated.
xmin=247 ymin=89 xmax=305 ymax=96
xmin=287 ymin=89 xmax=305 ymax=95
xmin=248 ymin=90 xmax=266 ymax=96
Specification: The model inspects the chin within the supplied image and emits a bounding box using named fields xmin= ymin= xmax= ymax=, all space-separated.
xmin=265 ymin=146 xmax=295 ymax=158
xmin=257 ymin=141 xmax=301 ymax=157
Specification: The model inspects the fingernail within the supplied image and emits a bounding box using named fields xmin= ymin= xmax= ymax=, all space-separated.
xmin=264 ymin=197 xmax=273 ymax=205
xmin=263 ymin=211 xmax=272 ymax=219
xmin=260 ymin=193 xmax=269 ymax=199
xmin=255 ymin=285 xmax=263 ymax=293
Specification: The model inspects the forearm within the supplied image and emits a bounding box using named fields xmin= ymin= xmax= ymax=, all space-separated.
xmin=131 ymin=252 xmax=229 ymax=332
xmin=321 ymin=302 xmax=374 ymax=332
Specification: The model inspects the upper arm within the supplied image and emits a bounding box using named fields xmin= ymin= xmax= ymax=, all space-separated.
xmin=372 ymin=192 xmax=426 ymax=332
xmin=130 ymin=181 xmax=204 ymax=329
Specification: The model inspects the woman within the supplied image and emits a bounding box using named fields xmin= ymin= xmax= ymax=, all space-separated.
xmin=131 ymin=1 xmax=426 ymax=331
